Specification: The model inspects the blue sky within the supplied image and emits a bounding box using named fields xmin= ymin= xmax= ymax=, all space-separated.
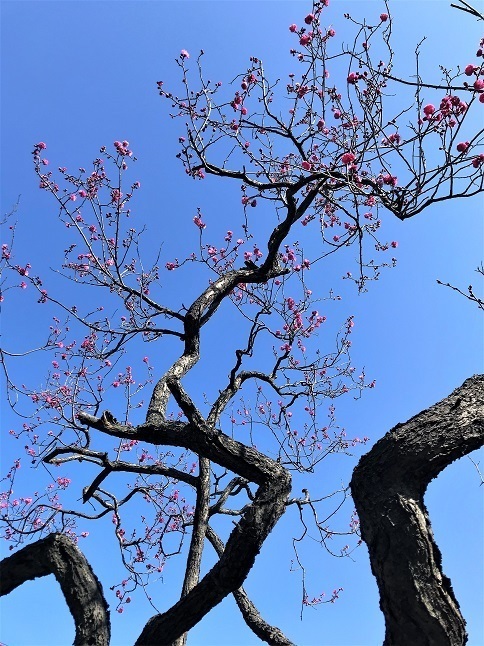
xmin=1 ymin=1 xmax=483 ymax=645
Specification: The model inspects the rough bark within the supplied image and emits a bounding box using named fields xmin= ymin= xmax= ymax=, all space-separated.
xmin=76 ymin=409 xmax=293 ymax=645
xmin=135 ymin=473 xmax=291 ymax=645
xmin=173 ymin=456 xmax=211 ymax=646
xmin=351 ymin=374 xmax=484 ymax=646
xmin=0 ymin=532 xmax=110 ymax=646
xmin=206 ymin=526 xmax=295 ymax=646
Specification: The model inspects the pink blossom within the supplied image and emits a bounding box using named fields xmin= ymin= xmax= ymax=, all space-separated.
xmin=304 ymin=13 xmax=315 ymax=24
xmin=347 ymin=72 xmax=358 ymax=84
xmin=423 ymin=104 xmax=435 ymax=116
xmin=300 ymin=34 xmax=311 ymax=46
xmin=301 ymin=160 xmax=312 ymax=171
xmin=289 ymin=24 xmax=298 ymax=33
xmin=180 ymin=49 xmax=190 ymax=59
xmin=380 ymin=13 xmax=389 ymax=21
xmin=382 ymin=174 xmax=398 ymax=187
xmin=465 ymin=64 xmax=477 ymax=76
xmin=456 ymin=141 xmax=469 ymax=153
xmin=473 ymin=79 xmax=484 ymax=91
xmin=36 ymin=142 xmax=47 ymax=150
xmin=472 ymin=154 xmax=484 ymax=168
xmin=193 ymin=216 xmax=206 ymax=229
xmin=327 ymin=28 xmax=335 ymax=37
xmin=480 ymin=93 xmax=484 ymax=104
xmin=333 ymin=109 xmax=341 ymax=119
xmin=341 ymin=152 xmax=356 ymax=165
xmin=111 ymin=189 xmax=123 ymax=204
xmin=391 ymin=241 xmax=398 ymax=248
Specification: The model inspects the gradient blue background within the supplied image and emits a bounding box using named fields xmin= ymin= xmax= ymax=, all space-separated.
xmin=1 ymin=1 xmax=483 ymax=645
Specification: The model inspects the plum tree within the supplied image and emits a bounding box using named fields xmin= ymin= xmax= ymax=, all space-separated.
xmin=1 ymin=2 xmax=483 ymax=644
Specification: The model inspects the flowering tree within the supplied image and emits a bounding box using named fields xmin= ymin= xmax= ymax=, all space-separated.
xmin=1 ymin=1 xmax=483 ymax=644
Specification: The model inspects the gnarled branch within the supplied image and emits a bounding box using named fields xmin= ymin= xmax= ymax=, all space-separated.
xmin=0 ymin=533 xmax=110 ymax=646
xmin=351 ymin=374 xmax=484 ymax=646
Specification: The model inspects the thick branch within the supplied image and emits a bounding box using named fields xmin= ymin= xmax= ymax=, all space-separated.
xmin=0 ymin=533 xmax=110 ymax=646
xmin=77 ymin=409 xmax=292 ymax=644
xmin=351 ymin=375 xmax=484 ymax=646
xmin=135 ymin=470 xmax=291 ymax=645
xmin=206 ymin=526 xmax=295 ymax=646
xmin=174 ymin=456 xmax=211 ymax=646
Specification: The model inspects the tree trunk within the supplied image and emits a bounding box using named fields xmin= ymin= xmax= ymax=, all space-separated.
xmin=0 ymin=533 xmax=110 ymax=646
xmin=351 ymin=375 xmax=484 ymax=646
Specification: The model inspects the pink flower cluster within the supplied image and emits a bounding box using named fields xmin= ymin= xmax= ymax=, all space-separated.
xmin=421 ymin=94 xmax=469 ymax=128
xmin=472 ymin=153 xmax=484 ymax=168
xmin=114 ymin=140 xmax=132 ymax=157
xmin=193 ymin=212 xmax=206 ymax=229
xmin=347 ymin=72 xmax=360 ymax=85
xmin=382 ymin=133 xmax=401 ymax=146
xmin=341 ymin=152 xmax=356 ymax=165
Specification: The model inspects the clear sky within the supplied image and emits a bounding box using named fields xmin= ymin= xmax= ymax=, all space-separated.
xmin=1 ymin=1 xmax=483 ymax=645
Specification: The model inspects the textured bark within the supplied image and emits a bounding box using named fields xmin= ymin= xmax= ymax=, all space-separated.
xmin=206 ymin=526 xmax=295 ymax=646
xmin=135 ymin=473 xmax=291 ymax=645
xmin=351 ymin=375 xmax=484 ymax=646
xmin=173 ymin=457 xmax=211 ymax=646
xmin=78 ymin=409 xmax=293 ymax=645
xmin=0 ymin=532 xmax=110 ymax=645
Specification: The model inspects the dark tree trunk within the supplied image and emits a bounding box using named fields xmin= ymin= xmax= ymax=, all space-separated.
xmin=0 ymin=532 xmax=110 ymax=646
xmin=351 ymin=375 xmax=484 ymax=646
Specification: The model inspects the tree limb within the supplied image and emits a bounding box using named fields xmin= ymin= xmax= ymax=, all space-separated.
xmin=0 ymin=533 xmax=110 ymax=646
xmin=174 ymin=456 xmax=211 ymax=646
xmin=206 ymin=525 xmax=295 ymax=646
xmin=351 ymin=375 xmax=484 ymax=646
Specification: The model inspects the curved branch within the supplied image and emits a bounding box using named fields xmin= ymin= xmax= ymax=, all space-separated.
xmin=77 ymin=409 xmax=292 ymax=645
xmin=351 ymin=374 xmax=484 ymax=646
xmin=0 ymin=533 xmax=110 ymax=646
xmin=206 ymin=526 xmax=295 ymax=646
